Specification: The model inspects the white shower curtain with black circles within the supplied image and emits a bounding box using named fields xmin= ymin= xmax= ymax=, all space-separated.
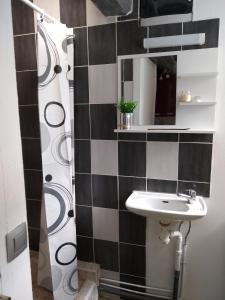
xmin=37 ymin=20 xmax=78 ymax=300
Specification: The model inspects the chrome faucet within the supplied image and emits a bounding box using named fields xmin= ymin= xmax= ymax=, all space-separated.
xmin=178 ymin=189 xmax=197 ymax=204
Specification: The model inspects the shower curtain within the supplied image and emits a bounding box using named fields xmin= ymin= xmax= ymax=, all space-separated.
xmin=36 ymin=19 xmax=78 ymax=299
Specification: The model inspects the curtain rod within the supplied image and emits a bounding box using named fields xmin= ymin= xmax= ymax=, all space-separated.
xmin=18 ymin=0 xmax=60 ymax=24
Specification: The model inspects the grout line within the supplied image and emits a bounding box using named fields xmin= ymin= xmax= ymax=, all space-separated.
xmin=21 ymin=137 xmax=40 ymax=140
xmin=27 ymin=198 xmax=42 ymax=202
xmin=24 ymin=168 xmax=42 ymax=172
xmin=19 ymin=104 xmax=38 ymax=107
xmin=77 ymin=234 xmax=93 ymax=239
xmin=16 ymin=69 xmax=37 ymax=72
xmin=120 ymin=272 xmax=145 ymax=280
xmin=119 ymin=241 xmax=145 ymax=248
xmin=14 ymin=32 xmax=36 ymax=37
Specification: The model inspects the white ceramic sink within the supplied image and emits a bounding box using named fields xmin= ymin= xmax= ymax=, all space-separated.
xmin=126 ymin=191 xmax=207 ymax=221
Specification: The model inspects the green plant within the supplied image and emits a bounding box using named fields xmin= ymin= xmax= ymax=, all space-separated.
xmin=116 ymin=98 xmax=137 ymax=113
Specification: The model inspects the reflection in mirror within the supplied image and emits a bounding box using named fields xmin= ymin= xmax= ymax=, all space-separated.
xmin=121 ymin=55 xmax=177 ymax=125
xmin=140 ymin=0 xmax=193 ymax=19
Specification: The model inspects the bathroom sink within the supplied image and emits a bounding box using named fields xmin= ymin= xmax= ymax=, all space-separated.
xmin=126 ymin=191 xmax=207 ymax=222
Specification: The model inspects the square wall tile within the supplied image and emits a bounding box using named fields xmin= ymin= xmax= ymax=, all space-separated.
xmin=27 ymin=200 xmax=41 ymax=228
xmin=119 ymin=211 xmax=146 ymax=245
xmin=77 ymin=235 xmax=94 ymax=262
xmin=178 ymin=181 xmax=210 ymax=198
xmin=91 ymin=104 xmax=117 ymax=140
xmin=16 ymin=71 xmax=38 ymax=105
xmin=118 ymin=142 xmax=146 ymax=177
xmin=120 ymin=243 xmax=145 ymax=277
xmin=94 ymin=239 xmax=119 ymax=272
xmin=74 ymin=27 xmax=88 ymax=66
xmin=11 ymin=0 xmax=34 ymax=35
xmin=147 ymin=142 xmax=178 ymax=180
xmin=148 ymin=23 xmax=182 ymax=52
xmin=183 ymin=19 xmax=219 ymax=50
xmin=60 ymin=0 xmax=86 ymax=27
xmin=91 ymin=140 xmax=118 ymax=176
xmin=92 ymin=175 xmax=118 ymax=209
xmin=119 ymin=176 xmax=146 ymax=210
xmin=123 ymin=81 xmax=133 ymax=101
xmin=14 ymin=35 xmax=37 ymax=71
xmin=89 ymin=64 xmax=117 ymax=104
xmin=24 ymin=170 xmax=43 ymax=199
xmin=147 ymin=133 xmax=178 ymax=142
xmin=75 ymin=140 xmax=91 ymax=173
xmin=118 ymin=133 xmax=146 ymax=141
xmin=76 ymin=205 xmax=93 ymax=237
xmin=74 ymin=104 xmax=90 ymax=139
xmin=88 ymin=24 xmax=116 ymax=65
xmin=179 ymin=133 xmax=213 ymax=143
xmin=19 ymin=106 xmax=40 ymax=138
xmin=117 ymin=21 xmax=147 ymax=56
xmin=86 ymin=0 xmax=116 ymax=26
xmin=28 ymin=228 xmax=40 ymax=251
xmin=178 ymin=143 xmax=212 ymax=182
xmin=93 ymin=207 xmax=119 ymax=242
xmin=74 ymin=67 xmax=89 ymax=103
xmin=75 ymin=173 xmax=92 ymax=206
xmin=147 ymin=179 xmax=177 ymax=194
xmin=22 ymin=138 xmax=42 ymax=170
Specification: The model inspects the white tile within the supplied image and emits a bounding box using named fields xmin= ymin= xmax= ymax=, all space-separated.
xmin=92 ymin=207 xmax=119 ymax=242
xmin=123 ymin=81 xmax=133 ymax=101
xmin=146 ymin=142 xmax=178 ymax=180
xmin=91 ymin=140 xmax=118 ymax=176
xmin=86 ymin=0 xmax=116 ymax=26
xmin=89 ymin=64 xmax=117 ymax=104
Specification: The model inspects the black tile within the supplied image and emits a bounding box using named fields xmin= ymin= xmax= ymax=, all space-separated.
xmin=27 ymin=200 xmax=41 ymax=228
xmin=77 ymin=235 xmax=94 ymax=262
xmin=119 ymin=176 xmax=146 ymax=210
xmin=183 ymin=19 xmax=220 ymax=50
xmin=74 ymin=28 xmax=88 ymax=66
xmin=120 ymin=274 xmax=146 ymax=293
xmin=60 ymin=0 xmax=86 ymax=27
xmin=22 ymin=138 xmax=42 ymax=170
xmin=24 ymin=170 xmax=43 ymax=199
xmin=147 ymin=179 xmax=177 ymax=194
xmin=74 ymin=105 xmax=90 ymax=139
xmin=14 ymin=35 xmax=37 ymax=71
xmin=11 ymin=0 xmax=34 ymax=35
xmin=179 ymin=133 xmax=213 ymax=143
xmin=118 ymin=142 xmax=146 ymax=177
xmin=148 ymin=23 xmax=182 ymax=52
xmin=19 ymin=106 xmax=40 ymax=138
xmin=75 ymin=173 xmax=92 ymax=206
xmin=118 ymin=132 xmax=146 ymax=141
xmin=94 ymin=239 xmax=119 ymax=272
xmin=91 ymin=104 xmax=117 ymax=140
xmin=117 ymin=21 xmax=147 ymax=55
xmin=178 ymin=181 xmax=210 ymax=198
xmin=76 ymin=205 xmax=93 ymax=237
xmin=28 ymin=228 xmax=40 ymax=251
xmin=147 ymin=133 xmax=178 ymax=142
xmin=119 ymin=211 xmax=146 ymax=245
xmin=178 ymin=143 xmax=212 ymax=182
xmin=120 ymin=243 xmax=145 ymax=277
xmin=88 ymin=24 xmax=116 ymax=65
xmin=92 ymin=175 xmax=118 ymax=209
xmin=122 ymin=59 xmax=133 ymax=81
xmin=75 ymin=140 xmax=91 ymax=173
xmin=118 ymin=0 xmax=139 ymax=21
xmin=16 ymin=71 xmax=38 ymax=105
xmin=74 ymin=67 xmax=89 ymax=103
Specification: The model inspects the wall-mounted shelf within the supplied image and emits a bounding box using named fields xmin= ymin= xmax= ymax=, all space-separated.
xmin=178 ymin=71 xmax=218 ymax=78
xmin=114 ymin=127 xmax=215 ymax=134
xmin=178 ymin=101 xmax=216 ymax=106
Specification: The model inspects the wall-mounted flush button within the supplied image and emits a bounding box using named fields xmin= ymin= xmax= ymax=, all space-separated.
xmin=5 ymin=222 xmax=27 ymax=263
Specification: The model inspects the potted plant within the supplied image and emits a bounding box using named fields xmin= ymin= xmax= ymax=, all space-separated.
xmin=116 ymin=98 xmax=137 ymax=129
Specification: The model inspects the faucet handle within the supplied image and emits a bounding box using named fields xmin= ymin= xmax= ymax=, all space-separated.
xmin=185 ymin=189 xmax=197 ymax=198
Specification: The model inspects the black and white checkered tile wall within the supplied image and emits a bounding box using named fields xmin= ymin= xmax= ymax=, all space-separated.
xmin=12 ymin=0 xmax=218 ymax=285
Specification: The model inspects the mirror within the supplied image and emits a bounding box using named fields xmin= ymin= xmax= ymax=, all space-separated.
xmin=140 ymin=0 xmax=193 ymax=19
xmin=120 ymin=55 xmax=177 ymax=126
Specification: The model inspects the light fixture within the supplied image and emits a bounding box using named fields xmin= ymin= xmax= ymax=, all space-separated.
xmin=143 ymin=33 xmax=205 ymax=49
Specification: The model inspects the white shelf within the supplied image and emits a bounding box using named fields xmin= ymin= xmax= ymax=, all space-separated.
xmin=178 ymin=101 xmax=216 ymax=106
xmin=114 ymin=127 xmax=215 ymax=134
xmin=178 ymin=71 xmax=218 ymax=78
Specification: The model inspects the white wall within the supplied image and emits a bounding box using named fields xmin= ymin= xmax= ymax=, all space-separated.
xmin=0 ymin=1 xmax=33 ymax=299
xmin=147 ymin=1 xmax=225 ymax=299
